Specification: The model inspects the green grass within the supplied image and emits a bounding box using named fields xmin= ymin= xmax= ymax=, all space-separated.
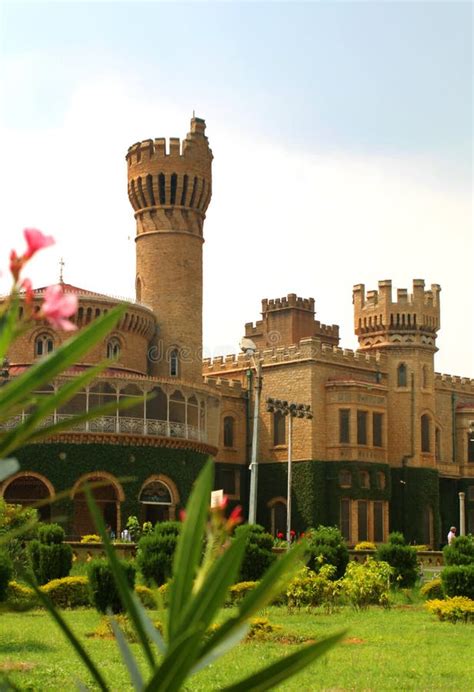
xmin=0 ymin=604 xmax=473 ymax=690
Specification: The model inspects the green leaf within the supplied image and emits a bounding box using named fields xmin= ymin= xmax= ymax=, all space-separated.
xmin=0 ymin=292 xmax=19 ymax=362
xmin=144 ymin=628 xmax=204 ymax=692
xmin=180 ymin=526 xmax=249 ymax=637
xmin=24 ymin=576 xmax=109 ymax=692
xmin=200 ymin=541 xmax=307 ymax=661
xmin=83 ymin=484 xmax=156 ymax=670
xmin=0 ymin=457 xmax=19 ymax=482
xmin=0 ymin=305 xmax=124 ymax=418
xmin=131 ymin=592 xmax=167 ymax=655
xmin=109 ymin=617 xmax=144 ymax=691
xmin=190 ymin=622 xmax=249 ymax=675
xmin=167 ymin=459 xmax=213 ymax=642
xmin=222 ymin=630 xmax=346 ymax=691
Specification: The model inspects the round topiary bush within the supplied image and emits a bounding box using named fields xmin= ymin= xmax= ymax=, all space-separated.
xmin=376 ymin=532 xmax=419 ymax=588
xmin=306 ymin=526 xmax=349 ymax=579
xmin=87 ymin=558 xmax=136 ymax=614
xmin=136 ymin=521 xmax=181 ymax=586
xmin=28 ymin=522 xmax=73 ymax=585
xmin=235 ymin=525 xmax=275 ymax=582
xmin=0 ymin=550 xmax=13 ymax=602
xmin=441 ymin=564 xmax=474 ymax=600
xmin=41 ymin=576 xmax=91 ymax=608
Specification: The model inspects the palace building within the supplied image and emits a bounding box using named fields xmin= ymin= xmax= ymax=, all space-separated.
xmin=2 ymin=117 xmax=473 ymax=546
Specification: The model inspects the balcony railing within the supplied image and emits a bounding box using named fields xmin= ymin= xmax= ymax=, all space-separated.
xmin=0 ymin=414 xmax=207 ymax=443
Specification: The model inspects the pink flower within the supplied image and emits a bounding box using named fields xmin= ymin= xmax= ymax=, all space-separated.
xmin=9 ymin=249 xmax=23 ymax=282
xmin=23 ymin=228 xmax=55 ymax=259
xmin=179 ymin=509 xmax=186 ymax=522
xmin=20 ymin=278 xmax=34 ymax=304
xmin=225 ymin=505 xmax=243 ymax=530
xmin=41 ymin=285 xmax=78 ymax=331
xmin=277 ymin=532 xmax=284 ymax=539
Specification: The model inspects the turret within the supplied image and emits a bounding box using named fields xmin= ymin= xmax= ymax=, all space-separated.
xmin=353 ymin=279 xmax=441 ymax=352
xmin=126 ymin=117 xmax=213 ymax=382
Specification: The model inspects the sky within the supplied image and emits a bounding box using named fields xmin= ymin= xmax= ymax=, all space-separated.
xmin=0 ymin=1 xmax=472 ymax=376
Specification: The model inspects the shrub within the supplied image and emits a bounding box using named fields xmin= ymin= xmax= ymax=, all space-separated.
xmin=135 ymin=584 xmax=157 ymax=609
xmin=0 ymin=551 xmax=13 ymax=602
xmin=0 ymin=500 xmax=38 ymax=578
xmin=157 ymin=582 xmax=170 ymax=607
xmin=306 ymin=526 xmax=349 ymax=579
xmin=6 ymin=580 xmax=37 ymax=611
xmin=441 ymin=565 xmax=474 ymax=600
xmin=28 ymin=523 xmax=73 ymax=585
xmin=136 ymin=522 xmax=181 ymax=586
xmin=246 ymin=617 xmax=281 ymax=640
xmin=443 ymin=535 xmax=474 ymax=566
xmin=420 ymin=578 xmax=443 ymax=600
xmin=354 ymin=541 xmax=376 ymax=551
xmin=226 ymin=581 xmax=258 ymax=606
xmin=90 ymin=615 xmax=163 ymax=642
xmin=87 ymin=558 xmax=136 ymax=614
xmin=41 ymin=576 xmax=90 ymax=608
xmin=341 ymin=558 xmax=392 ymax=609
xmin=413 ymin=545 xmax=430 ymax=552
xmin=80 ymin=535 xmax=101 ymax=544
xmin=376 ymin=533 xmax=419 ymax=588
xmin=286 ymin=565 xmax=340 ymax=611
xmin=426 ymin=597 xmax=474 ymax=623
xmin=126 ymin=516 xmax=141 ymax=542
xmin=235 ymin=525 xmax=275 ymax=582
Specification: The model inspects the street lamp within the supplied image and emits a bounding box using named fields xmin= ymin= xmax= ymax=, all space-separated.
xmin=266 ymin=397 xmax=313 ymax=548
xmin=240 ymin=338 xmax=262 ymax=525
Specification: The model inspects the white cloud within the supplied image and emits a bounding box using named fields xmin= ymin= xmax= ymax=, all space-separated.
xmin=1 ymin=69 xmax=472 ymax=376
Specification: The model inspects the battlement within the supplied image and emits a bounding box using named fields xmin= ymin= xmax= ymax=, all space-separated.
xmin=435 ymin=373 xmax=474 ymax=392
xmin=126 ymin=117 xmax=212 ymax=167
xmin=202 ymin=337 xmax=386 ymax=377
xmin=262 ymin=294 xmax=315 ymax=313
xmin=203 ymin=377 xmax=245 ymax=396
xmin=353 ymin=279 xmax=441 ymax=351
xmin=244 ymin=293 xmax=339 ymax=349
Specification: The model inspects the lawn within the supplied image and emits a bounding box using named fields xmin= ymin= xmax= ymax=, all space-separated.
xmin=0 ymin=603 xmax=473 ymax=690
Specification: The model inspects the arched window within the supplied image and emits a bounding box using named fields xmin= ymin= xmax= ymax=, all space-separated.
xmin=268 ymin=498 xmax=287 ymax=537
xmin=139 ymin=477 xmax=177 ymax=524
xmin=135 ymin=276 xmax=142 ymax=302
xmin=339 ymin=469 xmax=352 ymax=488
xmin=422 ymin=365 xmax=429 ymax=389
xmin=421 ymin=414 xmax=431 ymax=453
xmin=3 ymin=473 xmax=53 ymax=522
xmin=223 ymin=416 xmax=235 ymax=448
xmin=35 ymin=333 xmax=54 ymax=357
xmin=107 ymin=337 xmax=121 ymax=360
xmin=72 ymin=473 xmax=123 ymax=539
xmin=273 ymin=410 xmax=286 ymax=446
xmin=119 ymin=384 xmax=144 ymax=419
xmin=169 ymin=390 xmax=185 ymax=424
xmin=187 ymin=395 xmax=199 ymax=428
xmin=435 ymin=427 xmax=441 ymax=462
xmin=169 ymin=349 xmax=179 ymax=377
xmin=359 ymin=470 xmax=370 ymax=489
xmin=376 ymin=471 xmax=386 ymax=490
xmin=397 ymin=363 xmax=407 ymax=387
xmin=147 ymin=387 xmax=167 ymax=421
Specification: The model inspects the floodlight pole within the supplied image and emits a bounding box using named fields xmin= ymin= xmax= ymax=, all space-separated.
xmin=248 ymin=358 xmax=262 ymax=525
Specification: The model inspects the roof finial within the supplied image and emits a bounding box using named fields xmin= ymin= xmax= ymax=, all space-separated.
xmin=59 ymin=257 xmax=65 ymax=284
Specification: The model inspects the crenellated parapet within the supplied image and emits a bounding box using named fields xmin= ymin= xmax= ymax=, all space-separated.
xmin=353 ymin=279 xmax=441 ymax=352
xmin=202 ymin=336 xmax=386 ymax=377
xmin=244 ymin=293 xmax=339 ymax=349
xmin=435 ymin=372 xmax=474 ymax=393
xmin=126 ymin=117 xmax=213 ymax=237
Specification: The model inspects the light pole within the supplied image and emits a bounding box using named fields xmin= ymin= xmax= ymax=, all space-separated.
xmin=266 ymin=398 xmax=313 ymax=548
xmin=240 ymin=338 xmax=262 ymax=525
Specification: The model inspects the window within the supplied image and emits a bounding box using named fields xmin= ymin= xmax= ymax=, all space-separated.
xmin=468 ymin=432 xmax=474 ymax=463
xmin=421 ymin=414 xmax=431 ymax=453
xmin=339 ymin=409 xmax=350 ymax=444
xmin=273 ymin=410 xmax=286 ymax=446
xmin=422 ymin=366 xmax=428 ymax=389
xmin=435 ymin=427 xmax=441 ymax=462
xmin=357 ymin=501 xmax=368 ymax=542
xmin=216 ymin=468 xmax=237 ymax=496
xmin=373 ymin=502 xmax=384 ymax=542
xmin=376 ymin=471 xmax=386 ymax=490
xmin=107 ymin=338 xmax=121 ymax=360
xmin=357 ymin=410 xmax=368 ymax=445
xmin=359 ymin=470 xmax=370 ymax=489
xmin=339 ymin=469 xmax=352 ymax=488
xmin=340 ymin=499 xmax=351 ymax=543
xmin=223 ymin=416 xmax=234 ymax=448
xmin=373 ymin=413 xmax=383 ymax=447
xmin=397 ymin=363 xmax=407 ymax=387
xmin=423 ymin=506 xmax=433 ymax=547
xmin=169 ymin=349 xmax=179 ymax=377
xmin=468 ymin=486 xmax=474 ymax=501
xmin=35 ymin=333 xmax=54 ymax=357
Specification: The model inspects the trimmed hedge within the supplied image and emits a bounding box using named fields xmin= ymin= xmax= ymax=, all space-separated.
xmin=136 ymin=521 xmax=181 ymax=586
xmin=443 ymin=535 xmax=474 ymax=566
xmin=6 ymin=581 xmax=37 ymax=611
xmin=235 ymin=525 xmax=275 ymax=582
xmin=41 ymin=576 xmax=90 ymax=608
xmin=28 ymin=523 xmax=73 ymax=585
xmin=426 ymin=596 xmax=474 ymax=623
xmin=87 ymin=559 xmax=136 ymax=614
xmin=306 ymin=526 xmax=349 ymax=579
xmin=442 ymin=565 xmax=474 ymax=600
xmin=376 ymin=533 xmax=419 ymax=588
xmin=135 ymin=585 xmax=157 ymax=609
xmin=420 ymin=578 xmax=443 ymax=601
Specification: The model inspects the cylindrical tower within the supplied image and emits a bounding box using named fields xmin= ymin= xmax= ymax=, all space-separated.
xmin=126 ymin=117 xmax=213 ymax=382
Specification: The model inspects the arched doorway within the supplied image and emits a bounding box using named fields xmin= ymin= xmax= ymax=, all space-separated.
xmin=72 ymin=473 xmax=123 ymax=539
xmin=139 ymin=477 xmax=179 ymax=525
xmin=268 ymin=497 xmax=287 ymax=537
xmin=2 ymin=473 xmax=54 ymax=522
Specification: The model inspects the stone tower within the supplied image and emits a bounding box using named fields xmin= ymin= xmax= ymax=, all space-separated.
xmin=353 ymin=279 xmax=441 ymax=466
xmin=126 ymin=117 xmax=213 ymax=382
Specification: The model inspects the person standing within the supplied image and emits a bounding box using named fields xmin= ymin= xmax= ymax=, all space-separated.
xmin=447 ymin=526 xmax=457 ymax=545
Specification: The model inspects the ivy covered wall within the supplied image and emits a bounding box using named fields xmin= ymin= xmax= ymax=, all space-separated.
xmin=390 ymin=467 xmax=440 ymax=547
